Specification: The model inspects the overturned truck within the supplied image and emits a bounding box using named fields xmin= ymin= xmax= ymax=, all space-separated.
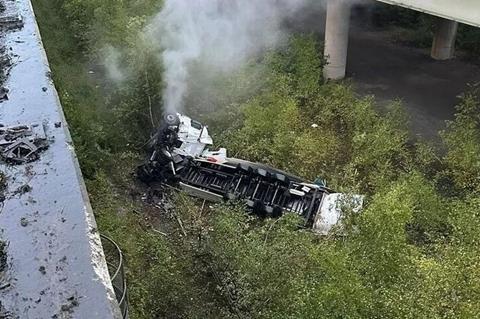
xmin=138 ymin=113 xmax=363 ymax=234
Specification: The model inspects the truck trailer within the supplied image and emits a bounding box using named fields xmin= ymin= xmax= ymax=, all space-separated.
xmin=138 ymin=113 xmax=363 ymax=234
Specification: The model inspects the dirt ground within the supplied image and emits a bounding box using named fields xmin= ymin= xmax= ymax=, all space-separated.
xmin=347 ymin=27 xmax=480 ymax=144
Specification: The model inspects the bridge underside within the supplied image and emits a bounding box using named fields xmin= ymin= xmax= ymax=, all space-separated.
xmin=377 ymin=0 xmax=480 ymax=28
xmin=324 ymin=0 xmax=480 ymax=80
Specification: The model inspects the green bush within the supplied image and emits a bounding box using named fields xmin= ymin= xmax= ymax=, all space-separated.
xmin=442 ymin=86 xmax=480 ymax=193
xmin=220 ymin=37 xmax=413 ymax=193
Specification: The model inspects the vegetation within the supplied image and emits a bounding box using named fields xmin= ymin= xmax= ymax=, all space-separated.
xmin=32 ymin=1 xmax=480 ymax=318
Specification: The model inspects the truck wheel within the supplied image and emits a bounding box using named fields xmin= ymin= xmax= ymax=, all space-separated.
xmin=163 ymin=113 xmax=180 ymax=126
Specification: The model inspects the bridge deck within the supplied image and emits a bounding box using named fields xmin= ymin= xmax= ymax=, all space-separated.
xmin=0 ymin=1 xmax=121 ymax=317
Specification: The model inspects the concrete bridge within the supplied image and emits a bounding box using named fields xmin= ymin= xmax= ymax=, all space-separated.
xmin=0 ymin=1 xmax=123 ymax=317
xmin=324 ymin=0 xmax=480 ymax=79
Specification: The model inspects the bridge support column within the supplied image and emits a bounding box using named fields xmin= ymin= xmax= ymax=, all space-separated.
xmin=323 ymin=0 xmax=351 ymax=80
xmin=431 ymin=18 xmax=458 ymax=60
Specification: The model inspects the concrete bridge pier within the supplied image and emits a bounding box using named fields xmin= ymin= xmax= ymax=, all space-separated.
xmin=431 ymin=17 xmax=458 ymax=60
xmin=323 ymin=0 xmax=351 ymax=80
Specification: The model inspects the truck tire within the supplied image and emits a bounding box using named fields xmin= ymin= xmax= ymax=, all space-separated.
xmin=163 ymin=113 xmax=180 ymax=126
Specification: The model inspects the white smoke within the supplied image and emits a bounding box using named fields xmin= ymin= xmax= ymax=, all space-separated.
xmin=103 ymin=45 xmax=127 ymax=84
xmin=146 ymin=0 xmax=322 ymax=114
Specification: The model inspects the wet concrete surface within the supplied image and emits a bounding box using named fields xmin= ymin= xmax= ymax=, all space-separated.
xmin=0 ymin=1 xmax=121 ymax=318
xmin=347 ymin=28 xmax=480 ymax=142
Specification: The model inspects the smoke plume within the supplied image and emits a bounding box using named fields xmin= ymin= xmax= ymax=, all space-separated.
xmin=146 ymin=0 xmax=321 ymax=114
xmin=103 ymin=45 xmax=127 ymax=84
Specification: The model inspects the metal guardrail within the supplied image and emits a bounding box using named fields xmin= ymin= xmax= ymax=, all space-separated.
xmin=101 ymin=235 xmax=129 ymax=319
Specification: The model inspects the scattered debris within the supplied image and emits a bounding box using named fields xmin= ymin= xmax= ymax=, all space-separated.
xmin=54 ymin=122 xmax=61 ymax=128
xmin=13 ymin=184 xmax=32 ymax=196
xmin=0 ymin=240 xmax=10 ymax=319
xmin=0 ymin=242 xmax=10 ymax=318
xmin=38 ymin=265 xmax=46 ymax=275
xmin=58 ymin=296 xmax=79 ymax=315
xmin=0 ymin=15 xmax=24 ymax=31
xmin=0 ymin=87 xmax=8 ymax=102
xmin=0 ymin=241 xmax=6 ymax=272
xmin=0 ymin=124 xmax=48 ymax=164
xmin=3 ymin=140 xmax=40 ymax=163
xmin=0 ymin=53 xmax=12 ymax=91
xmin=0 ymin=301 xmax=11 ymax=319
xmin=20 ymin=217 xmax=28 ymax=227
xmin=0 ymin=171 xmax=6 ymax=203
xmin=0 ymin=53 xmax=11 ymax=67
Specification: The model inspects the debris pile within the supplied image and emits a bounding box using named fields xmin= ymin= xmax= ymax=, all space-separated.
xmin=0 ymin=14 xmax=23 ymax=31
xmin=0 ymin=86 xmax=7 ymax=102
xmin=0 ymin=240 xmax=9 ymax=319
xmin=0 ymin=241 xmax=6 ymax=273
xmin=0 ymin=0 xmax=23 ymax=102
xmin=0 ymin=2 xmax=24 ymax=34
xmin=0 ymin=49 xmax=11 ymax=102
xmin=0 ymin=124 xmax=48 ymax=164
xmin=0 ymin=171 xmax=5 ymax=203
xmin=0 ymin=240 xmax=9 ymax=309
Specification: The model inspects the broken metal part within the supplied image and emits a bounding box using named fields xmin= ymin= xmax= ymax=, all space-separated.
xmin=3 ymin=139 xmax=40 ymax=164
xmin=0 ymin=124 xmax=48 ymax=164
